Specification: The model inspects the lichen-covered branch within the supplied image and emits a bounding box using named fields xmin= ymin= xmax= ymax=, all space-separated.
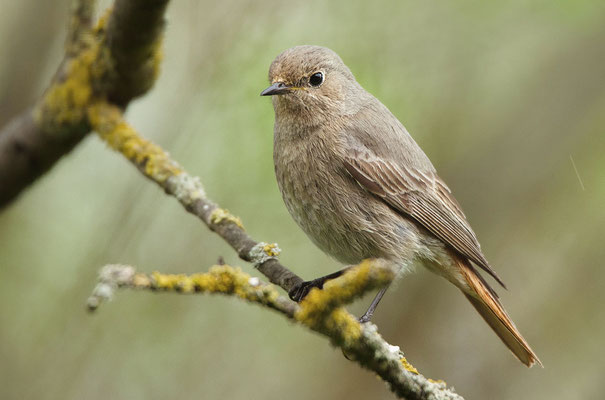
xmin=87 ymin=263 xmax=298 ymax=317
xmin=0 ymin=0 xmax=168 ymax=209
xmin=88 ymin=261 xmax=463 ymax=400
xmin=87 ymin=101 xmax=303 ymax=292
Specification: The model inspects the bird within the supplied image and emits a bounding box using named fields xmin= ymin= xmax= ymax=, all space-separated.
xmin=261 ymin=45 xmax=541 ymax=367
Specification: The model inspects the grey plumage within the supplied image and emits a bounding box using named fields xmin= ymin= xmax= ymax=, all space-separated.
xmin=263 ymin=45 xmax=540 ymax=366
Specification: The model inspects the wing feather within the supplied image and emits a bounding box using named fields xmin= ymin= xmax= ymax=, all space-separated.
xmin=344 ymin=155 xmax=506 ymax=288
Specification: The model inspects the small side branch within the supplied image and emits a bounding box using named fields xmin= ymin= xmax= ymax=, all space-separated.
xmin=88 ymin=261 xmax=462 ymax=400
xmin=87 ymin=263 xmax=298 ymax=317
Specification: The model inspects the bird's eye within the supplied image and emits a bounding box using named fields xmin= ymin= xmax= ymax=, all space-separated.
xmin=309 ymin=72 xmax=324 ymax=87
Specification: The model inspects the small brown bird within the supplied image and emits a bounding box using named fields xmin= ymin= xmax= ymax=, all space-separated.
xmin=261 ymin=45 xmax=541 ymax=367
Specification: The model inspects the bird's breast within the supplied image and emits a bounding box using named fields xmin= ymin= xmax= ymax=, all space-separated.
xmin=273 ymin=126 xmax=419 ymax=265
xmin=274 ymin=130 xmax=338 ymax=233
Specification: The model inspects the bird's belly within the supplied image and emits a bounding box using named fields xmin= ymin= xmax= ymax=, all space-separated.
xmin=276 ymin=155 xmax=422 ymax=265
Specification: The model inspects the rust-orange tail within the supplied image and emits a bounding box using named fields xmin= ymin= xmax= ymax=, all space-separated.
xmin=456 ymin=258 xmax=542 ymax=367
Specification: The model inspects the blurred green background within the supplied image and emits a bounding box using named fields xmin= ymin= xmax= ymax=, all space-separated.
xmin=1 ymin=0 xmax=604 ymax=399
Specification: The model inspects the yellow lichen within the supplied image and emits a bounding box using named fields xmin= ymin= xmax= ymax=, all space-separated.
xmin=34 ymin=6 xmax=163 ymax=137
xmin=263 ymin=243 xmax=281 ymax=257
xmin=294 ymin=259 xmax=396 ymax=346
xmin=400 ymin=357 xmax=419 ymax=375
xmin=146 ymin=266 xmax=283 ymax=308
xmin=296 ymin=259 xmax=393 ymax=325
xmin=34 ymin=12 xmax=113 ymax=134
xmin=35 ymin=42 xmax=100 ymax=132
xmin=152 ymin=271 xmax=177 ymax=289
xmin=87 ymin=102 xmax=184 ymax=183
xmin=325 ymin=308 xmax=362 ymax=341
xmin=428 ymin=378 xmax=447 ymax=386
xmin=210 ymin=208 xmax=244 ymax=229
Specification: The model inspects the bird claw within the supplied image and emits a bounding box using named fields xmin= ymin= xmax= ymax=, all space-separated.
xmin=358 ymin=312 xmax=373 ymax=324
xmin=288 ymin=279 xmax=324 ymax=302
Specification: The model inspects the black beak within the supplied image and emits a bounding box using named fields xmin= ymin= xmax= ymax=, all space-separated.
xmin=260 ymin=82 xmax=290 ymax=96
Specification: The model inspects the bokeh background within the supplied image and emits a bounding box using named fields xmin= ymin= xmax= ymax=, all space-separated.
xmin=1 ymin=0 xmax=604 ymax=399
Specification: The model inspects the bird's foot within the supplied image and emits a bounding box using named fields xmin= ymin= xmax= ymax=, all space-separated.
xmin=358 ymin=311 xmax=374 ymax=324
xmin=288 ymin=268 xmax=349 ymax=302
xmin=288 ymin=278 xmax=325 ymax=302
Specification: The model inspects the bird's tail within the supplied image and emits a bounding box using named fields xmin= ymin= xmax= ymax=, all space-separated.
xmin=456 ymin=257 xmax=542 ymax=367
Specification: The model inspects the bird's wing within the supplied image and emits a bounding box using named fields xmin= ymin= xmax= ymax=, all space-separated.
xmin=343 ymin=149 xmax=506 ymax=288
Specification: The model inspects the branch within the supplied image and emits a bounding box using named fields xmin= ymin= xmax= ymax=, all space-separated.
xmin=87 ymin=101 xmax=303 ymax=291
xmin=87 ymin=101 xmax=464 ymax=400
xmin=0 ymin=0 xmax=168 ymax=209
xmin=88 ymin=262 xmax=462 ymax=400
xmin=87 ymin=264 xmax=298 ymax=318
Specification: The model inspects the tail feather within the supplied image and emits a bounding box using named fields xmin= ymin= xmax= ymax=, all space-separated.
xmin=457 ymin=258 xmax=542 ymax=367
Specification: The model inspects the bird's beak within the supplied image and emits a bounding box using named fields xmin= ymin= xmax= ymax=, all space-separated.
xmin=260 ymin=82 xmax=290 ymax=96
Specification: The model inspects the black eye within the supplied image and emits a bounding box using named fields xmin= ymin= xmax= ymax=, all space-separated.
xmin=309 ymin=72 xmax=324 ymax=87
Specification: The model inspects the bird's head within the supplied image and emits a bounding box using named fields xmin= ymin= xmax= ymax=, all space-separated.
xmin=261 ymin=45 xmax=362 ymax=125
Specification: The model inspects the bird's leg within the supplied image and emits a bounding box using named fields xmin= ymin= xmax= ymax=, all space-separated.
xmin=288 ymin=267 xmax=351 ymax=302
xmin=358 ymin=284 xmax=391 ymax=323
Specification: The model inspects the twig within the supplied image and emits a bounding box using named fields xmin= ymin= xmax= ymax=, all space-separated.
xmin=88 ymin=261 xmax=462 ymax=400
xmin=87 ymin=263 xmax=298 ymax=317
xmin=87 ymin=101 xmax=303 ymax=291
